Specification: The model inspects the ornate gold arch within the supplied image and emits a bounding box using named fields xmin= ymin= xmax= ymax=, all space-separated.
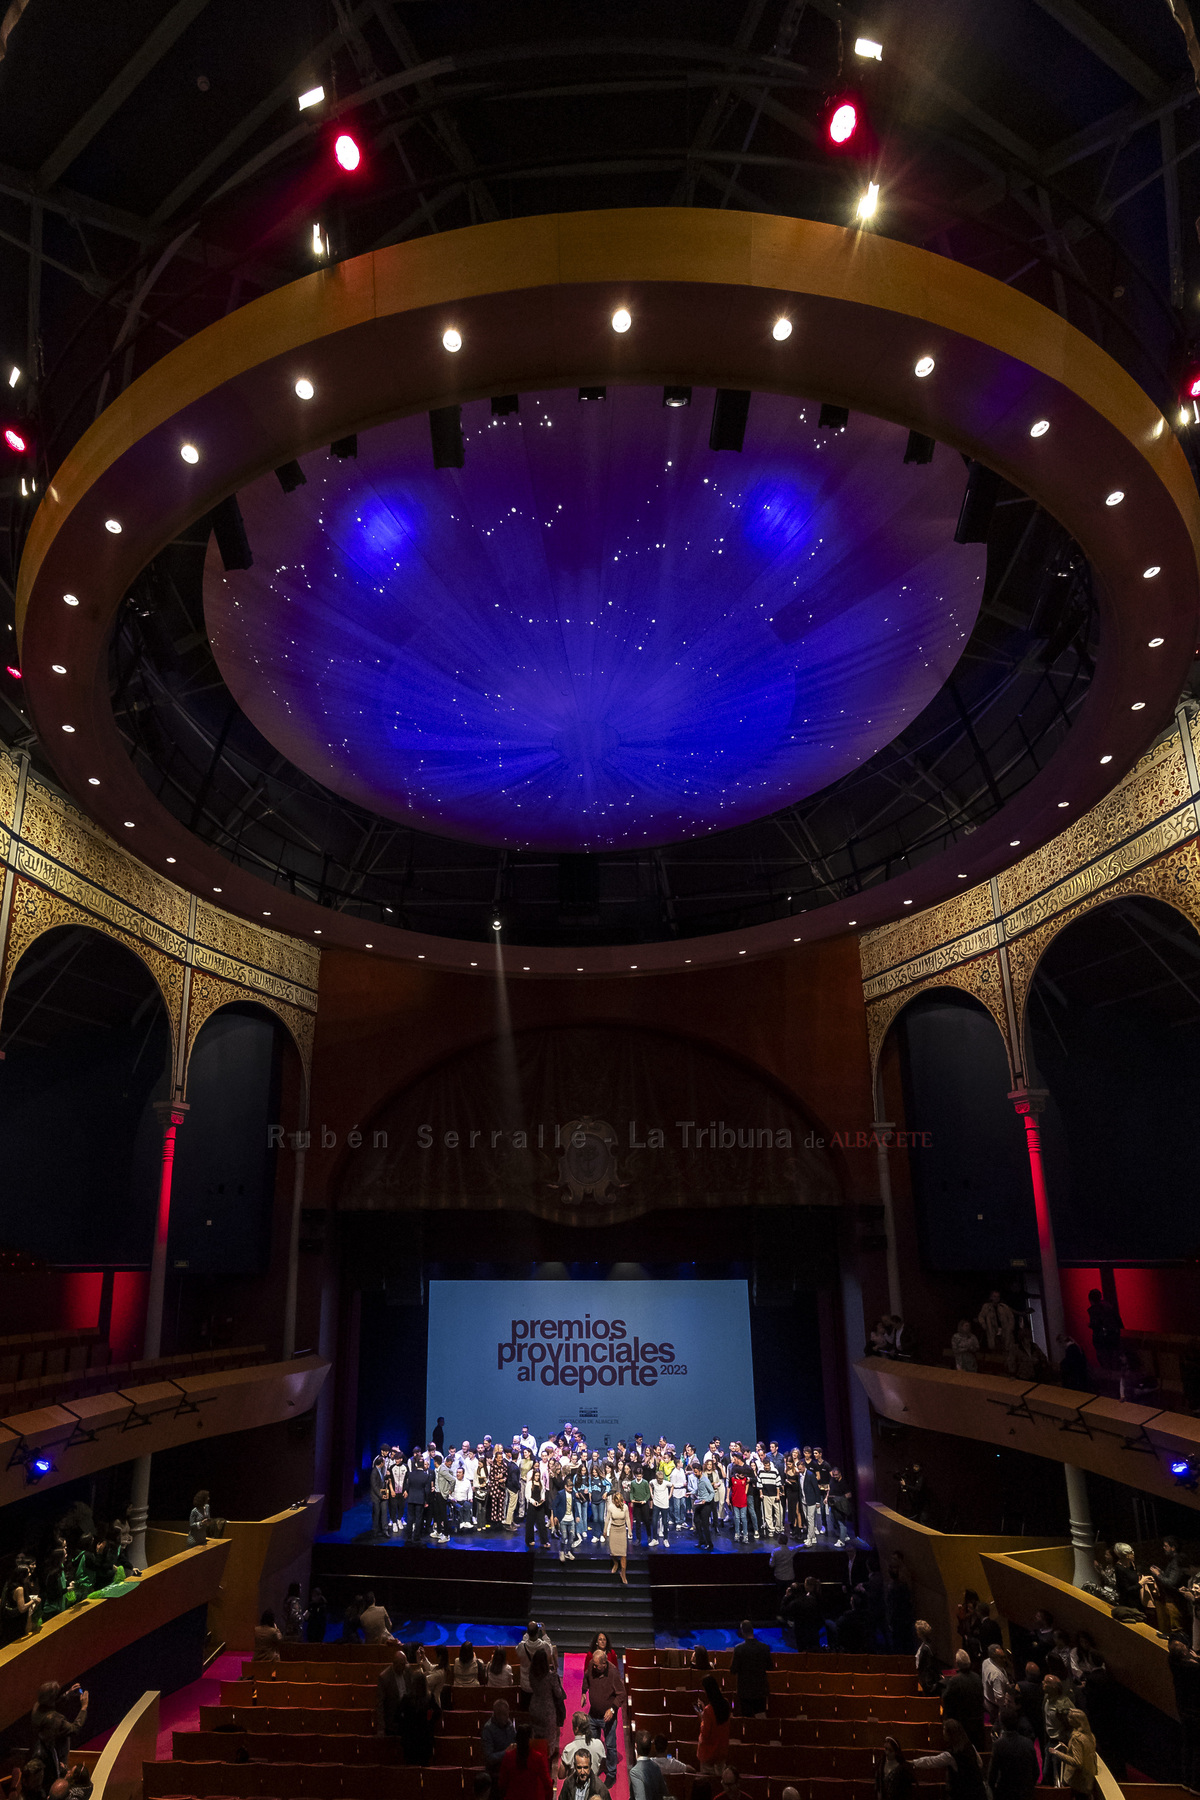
xmin=865 ymin=951 xmax=1014 ymax=1084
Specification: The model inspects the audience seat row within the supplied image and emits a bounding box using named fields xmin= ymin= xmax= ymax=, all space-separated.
xmin=632 ymin=1695 xmax=939 ymax=1724
xmin=145 ymin=1768 xmax=476 ymax=1800
xmin=625 ymin=1651 xmax=913 ymax=1673
xmin=628 ymin=1671 xmax=917 ymax=1696
xmin=199 ymin=1710 xmax=375 ymax=1736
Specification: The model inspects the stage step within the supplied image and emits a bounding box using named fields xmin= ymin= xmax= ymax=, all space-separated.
xmin=530 ymin=1555 xmax=655 ymax=1650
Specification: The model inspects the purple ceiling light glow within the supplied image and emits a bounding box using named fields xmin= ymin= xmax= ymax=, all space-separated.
xmin=204 ymin=387 xmax=984 ymax=850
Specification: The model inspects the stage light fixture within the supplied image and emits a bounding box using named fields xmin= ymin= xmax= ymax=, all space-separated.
xmin=709 ymin=388 xmax=750 ymax=452
xmin=818 ymin=403 xmax=849 ymax=432
xmin=1058 ymin=801 xmax=1068 ymax=808
xmin=854 ymin=37 xmax=883 ymax=59
xmin=295 ymin=377 xmax=315 ymax=400
xmin=492 ymin=917 xmax=502 ymax=931
xmin=856 ymin=182 xmax=879 ymax=221
xmin=914 ymin=356 xmax=934 ymax=378
xmin=26 ymin=1455 xmax=53 ymax=1485
xmin=1030 ymin=419 xmax=1050 ymax=438
xmin=662 ymin=386 xmax=692 ymax=408
xmin=1171 ymin=1457 xmax=1198 ymax=1489
xmin=772 ymin=318 xmax=793 ymax=341
xmin=275 ymin=460 xmax=307 ymax=493
xmin=3 ymin=426 xmax=26 ymax=453
xmin=5 ymin=665 xmax=19 ymax=679
xmin=331 ymin=434 xmax=358 ymax=460
xmin=1144 ymin=566 xmax=1161 ymax=578
xmin=491 ymin=395 xmax=519 ymax=416
xmin=312 ymin=223 xmax=326 ymax=259
xmin=578 ymin=386 xmax=607 ymax=401
xmin=7 ymin=366 xmax=18 ymax=387
xmin=903 ymin=431 xmax=935 ymax=465
xmin=1149 ymin=636 xmax=1164 ymax=647
xmin=180 ymin=443 xmax=199 ymax=464
xmin=334 ymin=133 xmax=361 ymax=172
xmin=1180 ymin=409 xmax=1191 ymax=427
xmin=611 ymin=308 xmax=632 ymax=333
xmin=298 ymin=84 xmax=325 ymax=111
xmin=442 ymin=327 xmax=462 ymax=353
xmin=828 ymin=101 xmax=858 ymax=145
xmin=429 ymin=405 xmax=465 ymax=469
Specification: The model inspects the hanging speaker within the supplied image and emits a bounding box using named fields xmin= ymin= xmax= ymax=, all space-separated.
xmin=211 ymin=496 xmax=252 ymax=570
xmin=955 ymin=461 xmax=1001 ymax=542
xmin=709 ymin=389 xmax=751 ymax=452
xmin=429 ymin=406 xmax=464 ymax=470
xmin=904 ymin=431 xmax=935 ymax=465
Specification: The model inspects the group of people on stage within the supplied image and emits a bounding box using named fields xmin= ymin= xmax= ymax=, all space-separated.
xmin=368 ymin=1421 xmax=855 ymax=1568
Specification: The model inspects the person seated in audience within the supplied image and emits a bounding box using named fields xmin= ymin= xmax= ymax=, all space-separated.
xmin=652 ymin=1735 xmax=693 ymax=1775
xmin=498 ymin=1724 xmax=552 ymax=1800
xmin=718 ymin=1769 xmax=744 ymax=1800
xmin=31 ymin=1685 xmax=88 ymax=1779
xmin=1144 ymin=1536 xmax=1189 ymax=1630
xmin=37 ymin=1551 xmax=74 ymax=1621
xmin=487 ymin=1645 xmax=515 ymax=1687
xmin=20 ymin=1762 xmax=48 ymax=1800
xmin=376 ymin=1649 xmax=409 ymax=1736
xmin=2 ymin=1558 xmax=40 ymax=1641
xmin=950 ymin=1320 xmax=980 ymax=1373
xmin=186 ymin=1490 xmax=220 ymax=1548
xmin=559 ymin=1745 xmax=605 ymax=1800
xmin=280 ymin=1581 xmax=303 ymax=1640
xmin=304 ymin=1585 xmax=327 ymax=1643
xmin=252 ymin=1609 xmax=282 ymax=1661
xmin=558 ymin=1713 xmax=602 ymax=1779
xmin=456 ymin=1640 xmax=484 ymax=1685
xmin=360 ymin=1589 xmax=394 ymax=1644
xmin=341 ymin=1593 xmax=364 ymax=1641
xmin=1110 ymin=1544 xmax=1144 ymax=1614
xmin=875 ymin=1735 xmax=915 ymax=1800
xmin=396 ymin=1670 xmax=441 ymax=1766
xmin=49 ymin=1770 xmax=93 ymax=1800
xmin=421 ymin=1645 xmax=450 ymax=1703
xmin=483 ymin=1699 xmax=517 ymax=1776
xmin=1055 ymin=1335 xmax=1090 ymax=1392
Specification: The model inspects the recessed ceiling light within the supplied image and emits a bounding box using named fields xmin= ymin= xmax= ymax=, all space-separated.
xmin=1105 ymin=489 xmax=1124 ymax=506
xmin=1149 ymin=636 xmax=1164 ymax=647
xmin=958 ymin=873 xmax=967 ymax=879
xmin=262 ymin=910 xmax=270 ymax=915
xmin=914 ymin=356 xmax=934 ymax=378
xmin=630 ymin=964 xmax=637 ymax=969
xmin=772 ymin=318 xmax=793 ymax=342
xmin=470 ymin=960 xmax=478 ymax=966
xmin=1144 ymin=565 xmax=1161 ymax=579
xmin=63 ymin=593 xmax=79 ymax=606
xmin=104 ymin=518 xmax=122 ymax=533
xmin=1030 ymin=419 xmax=1050 ymax=438
xmin=903 ymin=899 xmax=912 ymax=905
xmin=1131 ymin=700 xmax=1145 ymax=710
xmin=418 ymin=953 xmax=425 ymax=959
xmin=848 ymin=920 xmax=857 ymax=926
xmin=294 ymin=377 xmax=315 ymax=399
xmin=87 ymin=776 xmax=99 ymax=786
xmin=793 ymin=938 xmax=801 ymax=942
xmin=166 ymin=856 xmax=176 ymax=863
xmin=123 ymin=820 xmax=134 ymax=828
xmin=213 ymin=886 xmax=222 ymax=892
xmin=180 ymin=443 xmax=199 ymax=464
xmin=61 ymin=723 xmax=75 ymax=732
xmin=366 ymin=943 xmax=373 ymax=949
xmin=1058 ymin=800 xmax=1069 ymax=808
xmin=314 ymin=929 xmax=321 ymax=934
xmin=442 ymin=327 xmax=462 ymax=352
xmin=1010 ymin=839 xmax=1021 ymax=846
xmin=523 ymin=965 xmax=529 ymax=970
xmin=51 ymin=663 xmax=65 ymax=673
xmin=739 ymin=949 xmax=746 ymax=954
xmin=611 ymin=308 xmax=632 ymax=333
xmin=1100 ymin=754 xmax=1113 ymax=764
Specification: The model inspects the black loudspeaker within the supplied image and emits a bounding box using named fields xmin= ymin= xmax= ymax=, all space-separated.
xmin=818 ymin=403 xmax=849 ymax=432
xmin=904 ymin=431 xmax=935 ymax=465
xmin=491 ymin=395 xmax=519 ymax=416
xmin=955 ymin=460 xmax=1001 ymax=543
xmin=211 ymin=496 xmax=253 ymax=570
xmin=275 ymin=460 xmax=307 ymax=493
xmin=709 ymin=388 xmax=751 ymax=451
xmin=429 ymin=406 xmax=464 ymax=470
xmin=331 ymin=434 xmax=358 ymax=460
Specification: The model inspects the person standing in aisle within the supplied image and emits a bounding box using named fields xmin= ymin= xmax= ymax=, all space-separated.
xmin=581 ymin=1646 xmax=626 ymax=1785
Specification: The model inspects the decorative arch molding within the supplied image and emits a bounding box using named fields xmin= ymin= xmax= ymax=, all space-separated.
xmin=860 ymin=710 xmax=1200 ymax=1083
xmin=0 ymin=746 xmax=320 ymax=1097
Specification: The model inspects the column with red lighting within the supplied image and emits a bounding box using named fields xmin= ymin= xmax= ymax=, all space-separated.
xmin=128 ymin=1097 xmax=189 ymax=1571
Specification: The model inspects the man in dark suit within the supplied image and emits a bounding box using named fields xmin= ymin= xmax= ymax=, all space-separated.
xmin=369 ymin=1450 xmax=388 ymax=1540
xmin=941 ymin=1649 xmax=986 ymax=1750
xmin=376 ymin=1651 xmax=409 ymax=1736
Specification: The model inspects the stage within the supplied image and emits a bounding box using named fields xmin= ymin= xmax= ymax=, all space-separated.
xmin=312 ymin=1502 xmax=860 ymax=1648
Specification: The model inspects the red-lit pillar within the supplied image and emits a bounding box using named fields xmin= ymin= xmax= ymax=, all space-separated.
xmin=1009 ymin=1083 xmax=1094 ymax=1585
xmin=129 ymin=1098 xmax=189 ymax=1571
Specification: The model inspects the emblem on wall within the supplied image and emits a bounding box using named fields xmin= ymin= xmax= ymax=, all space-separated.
xmin=554 ymin=1117 xmax=626 ymax=1204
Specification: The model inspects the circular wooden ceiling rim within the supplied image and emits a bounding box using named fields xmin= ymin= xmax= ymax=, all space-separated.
xmin=14 ymin=208 xmax=1200 ymax=976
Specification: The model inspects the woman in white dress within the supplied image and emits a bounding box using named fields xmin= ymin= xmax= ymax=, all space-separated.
xmin=604 ymin=1483 xmax=630 ymax=1585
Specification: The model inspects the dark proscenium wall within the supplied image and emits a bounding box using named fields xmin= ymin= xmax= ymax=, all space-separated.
xmin=349 ymin=1205 xmax=835 ymax=1474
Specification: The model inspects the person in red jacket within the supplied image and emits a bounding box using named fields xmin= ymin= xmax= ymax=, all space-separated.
xmin=730 ymin=1462 xmax=750 ymax=1544
xmin=499 ymin=1726 xmax=552 ymax=1800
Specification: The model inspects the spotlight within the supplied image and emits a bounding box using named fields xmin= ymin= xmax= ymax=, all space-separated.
xmin=954 ymin=461 xmax=1000 ymax=543
xmin=275 ymin=460 xmax=307 ymax=493
xmin=3 ymin=426 xmax=26 ymax=454
xmin=914 ymin=356 xmax=935 ymax=378
xmin=7 ymin=366 xmax=18 ymax=388
xmin=295 ymin=378 xmax=315 ymax=400
xmin=854 ymin=37 xmax=883 ymax=59
xmin=611 ymin=308 xmax=632 ymax=333
xmin=492 ymin=918 xmax=503 ymax=931
xmin=442 ymin=327 xmax=462 ymax=353
xmin=334 ymin=133 xmax=361 ymax=172
xmin=429 ymin=405 xmax=464 ymax=470
xmin=772 ymin=318 xmax=793 ymax=342
xmin=903 ymin=431 xmax=935 ymax=465
xmin=491 ymin=395 xmax=519 ymax=416
xmin=5 ymin=665 xmax=20 ymax=679
xmin=827 ymin=101 xmax=859 ymax=145
xmin=1171 ymin=1457 xmax=1197 ymax=1489
xmin=330 ymin=434 xmax=358 ymax=460
xmin=662 ymin=386 xmax=692 ymax=408
xmin=26 ymin=1455 xmax=53 ymax=1485
xmin=818 ymin=403 xmax=849 ymax=432
xmin=312 ymin=223 xmax=326 ymax=259
xmin=104 ymin=518 xmax=122 ymax=533
xmin=1105 ymin=489 xmax=1124 ymax=506
xmin=1144 ymin=566 xmax=1161 ymax=579
xmin=1030 ymin=419 xmax=1050 ymax=438
xmin=298 ymin=84 xmax=325 ymax=111
xmin=710 ymin=388 xmax=750 ymax=452
xmin=856 ymin=182 xmax=880 ymax=221
xmin=578 ymin=386 xmax=607 ymax=402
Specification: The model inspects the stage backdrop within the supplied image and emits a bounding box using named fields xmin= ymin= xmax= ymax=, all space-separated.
xmin=425 ymin=1278 xmax=754 ymax=1451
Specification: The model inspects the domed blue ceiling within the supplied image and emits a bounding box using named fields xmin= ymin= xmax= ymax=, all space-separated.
xmin=204 ymin=386 xmax=984 ymax=852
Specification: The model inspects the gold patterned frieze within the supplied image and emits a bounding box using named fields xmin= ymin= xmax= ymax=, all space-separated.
xmin=860 ymin=879 xmax=994 ymax=982
xmin=865 ymin=951 xmax=1011 ymax=1074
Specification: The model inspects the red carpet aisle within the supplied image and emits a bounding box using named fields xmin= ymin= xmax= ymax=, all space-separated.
xmin=564 ymin=1652 xmax=630 ymax=1800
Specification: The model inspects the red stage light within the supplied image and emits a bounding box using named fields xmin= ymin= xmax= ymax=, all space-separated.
xmin=334 ymin=133 xmax=361 ymax=172
xmin=5 ymin=666 xmax=20 ymax=680
xmin=3 ymin=427 xmax=26 ymax=454
xmin=828 ymin=101 xmax=858 ymax=145
xmin=1190 ymin=375 xmax=1200 ymax=399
